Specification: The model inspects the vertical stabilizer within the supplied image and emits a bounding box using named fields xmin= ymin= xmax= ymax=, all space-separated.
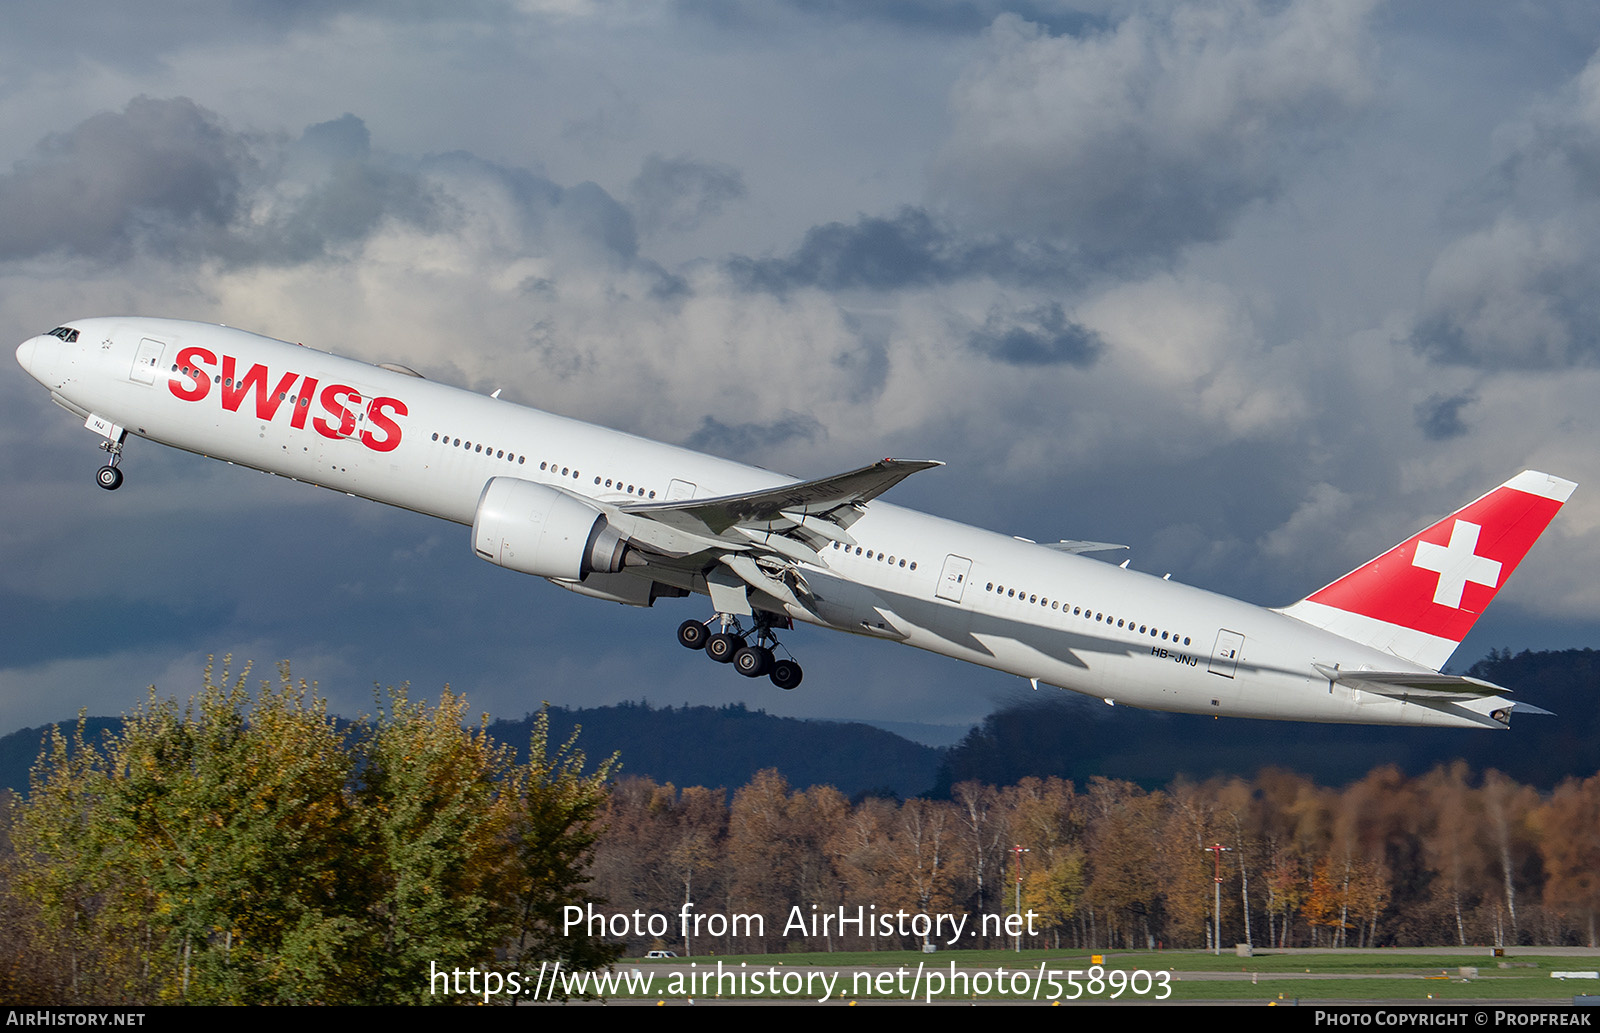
xmin=1278 ymin=471 xmax=1575 ymax=670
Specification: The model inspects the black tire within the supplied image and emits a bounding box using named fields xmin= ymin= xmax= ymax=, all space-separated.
xmin=705 ymin=633 xmax=743 ymax=664
xmin=733 ymin=646 xmax=773 ymax=678
xmin=677 ymin=620 xmax=709 ymax=650
xmin=769 ymin=659 xmax=803 ymax=690
xmin=96 ymin=465 xmax=123 ymax=491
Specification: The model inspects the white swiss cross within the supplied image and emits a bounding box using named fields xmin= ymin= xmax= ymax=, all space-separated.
xmin=1412 ymin=519 xmax=1502 ymax=609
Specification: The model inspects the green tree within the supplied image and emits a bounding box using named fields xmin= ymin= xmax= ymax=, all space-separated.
xmin=502 ymin=705 xmax=622 ymax=979
xmin=9 ymin=660 xmax=618 ymax=1004
xmin=14 ymin=660 xmax=358 ymax=1003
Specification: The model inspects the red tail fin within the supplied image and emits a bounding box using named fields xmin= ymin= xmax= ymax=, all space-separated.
xmin=1280 ymin=471 xmax=1575 ymax=670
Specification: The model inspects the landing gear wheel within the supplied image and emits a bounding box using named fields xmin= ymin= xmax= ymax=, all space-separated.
xmin=95 ymin=465 xmax=123 ymax=491
xmin=705 ymin=633 xmax=744 ymax=664
xmin=769 ymin=659 xmax=803 ymax=691
xmin=677 ymin=620 xmax=709 ymax=650
xmin=733 ymin=646 xmax=774 ymax=678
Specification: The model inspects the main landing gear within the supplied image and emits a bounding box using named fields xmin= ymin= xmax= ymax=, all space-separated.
xmin=677 ymin=613 xmax=804 ymax=690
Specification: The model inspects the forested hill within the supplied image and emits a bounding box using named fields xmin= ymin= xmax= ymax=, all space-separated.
xmin=934 ymin=648 xmax=1600 ymax=793
xmin=2 ymin=650 xmax=1593 ymax=797
xmin=490 ymin=701 xmax=939 ymax=799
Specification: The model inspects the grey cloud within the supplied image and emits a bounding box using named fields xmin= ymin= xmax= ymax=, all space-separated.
xmin=296 ymin=112 xmax=372 ymax=165
xmin=932 ymin=4 xmax=1378 ymax=265
xmin=1411 ymin=49 xmax=1600 ymax=369
xmin=1415 ymin=392 xmax=1476 ymax=440
xmin=0 ymin=101 xmax=448 ymax=267
xmin=683 ymin=411 xmax=824 ymax=458
xmin=244 ymin=114 xmax=446 ymax=264
xmin=629 ymin=154 xmax=745 ymax=236
xmin=678 ymin=0 xmax=1102 ymax=36
xmin=1411 ymin=238 xmax=1600 ymax=369
xmin=726 ymin=206 xmax=1080 ymax=293
xmin=0 ymin=100 xmax=653 ymax=272
xmin=0 ymin=2 xmax=485 ymax=76
xmin=0 ymin=97 xmax=249 ymax=262
xmin=562 ymin=182 xmax=638 ymax=261
xmin=967 ymin=301 xmax=1101 ymax=367
xmin=420 ymin=152 xmax=638 ymax=263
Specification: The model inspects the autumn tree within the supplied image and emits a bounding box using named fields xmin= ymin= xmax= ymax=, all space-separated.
xmin=1160 ymin=779 xmax=1220 ymax=949
xmin=950 ymin=781 xmax=1009 ymax=944
xmin=664 ymin=785 xmax=728 ymax=955
xmin=1535 ymin=773 xmax=1600 ymax=947
xmin=828 ymin=795 xmax=897 ymax=949
xmin=1082 ymin=778 xmax=1164 ymax=949
xmin=885 ymin=798 xmax=956 ymax=945
xmin=727 ymin=769 xmax=801 ymax=951
xmin=1481 ymin=769 xmax=1539 ymax=945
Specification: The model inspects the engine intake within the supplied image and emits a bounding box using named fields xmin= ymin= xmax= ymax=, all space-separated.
xmin=472 ymin=477 xmax=628 ymax=580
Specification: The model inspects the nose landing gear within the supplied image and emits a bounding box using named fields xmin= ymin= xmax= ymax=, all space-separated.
xmin=94 ymin=432 xmax=126 ymax=491
xmin=85 ymin=416 xmax=127 ymax=490
xmin=676 ymin=613 xmax=804 ymax=690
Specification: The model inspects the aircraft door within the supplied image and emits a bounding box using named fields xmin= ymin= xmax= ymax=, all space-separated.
xmin=1209 ymin=629 xmax=1244 ymax=678
xmin=129 ymin=338 xmax=167 ymax=385
xmin=935 ymin=554 xmax=973 ymax=603
xmin=667 ymin=479 xmax=696 ymax=500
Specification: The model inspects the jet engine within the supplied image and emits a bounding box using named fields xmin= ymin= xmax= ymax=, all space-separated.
xmin=472 ymin=477 xmax=628 ymax=580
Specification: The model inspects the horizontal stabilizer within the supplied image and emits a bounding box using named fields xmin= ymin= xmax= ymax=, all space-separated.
xmin=1313 ymin=664 xmax=1515 ymax=703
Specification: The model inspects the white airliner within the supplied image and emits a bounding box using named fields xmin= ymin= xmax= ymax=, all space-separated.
xmin=16 ymin=318 xmax=1576 ymax=728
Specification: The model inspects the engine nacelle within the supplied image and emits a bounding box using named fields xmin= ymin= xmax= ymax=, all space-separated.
xmin=472 ymin=477 xmax=628 ymax=580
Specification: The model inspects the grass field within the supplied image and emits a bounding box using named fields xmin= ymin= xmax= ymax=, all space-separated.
xmin=617 ymin=948 xmax=1600 ymax=1003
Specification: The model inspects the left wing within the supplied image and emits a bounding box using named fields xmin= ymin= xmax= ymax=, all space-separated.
xmin=607 ymin=458 xmax=942 ymax=614
xmin=620 ymin=457 xmax=941 ymax=540
xmin=1042 ymin=539 xmax=1128 ymax=555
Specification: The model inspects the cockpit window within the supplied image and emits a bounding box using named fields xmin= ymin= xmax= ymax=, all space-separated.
xmin=46 ymin=327 xmax=79 ymax=343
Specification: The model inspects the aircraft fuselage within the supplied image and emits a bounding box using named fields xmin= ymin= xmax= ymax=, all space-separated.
xmin=17 ymin=318 xmax=1556 ymax=729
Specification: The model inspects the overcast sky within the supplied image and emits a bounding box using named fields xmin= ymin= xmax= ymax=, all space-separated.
xmin=5 ymin=0 xmax=1600 ymax=742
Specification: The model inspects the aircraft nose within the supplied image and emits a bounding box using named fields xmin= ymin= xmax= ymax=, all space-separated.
xmin=16 ymin=333 xmax=60 ymax=386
